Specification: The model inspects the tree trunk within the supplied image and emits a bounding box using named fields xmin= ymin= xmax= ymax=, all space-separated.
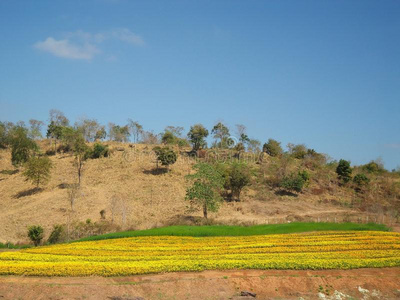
xmin=203 ymin=203 xmax=208 ymax=219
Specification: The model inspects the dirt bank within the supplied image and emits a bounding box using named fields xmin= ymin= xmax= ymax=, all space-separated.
xmin=1 ymin=268 xmax=400 ymax=300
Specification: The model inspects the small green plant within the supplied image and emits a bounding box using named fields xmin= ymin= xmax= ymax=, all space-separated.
xmin=27 ymin=225 xmax=44 ymax=246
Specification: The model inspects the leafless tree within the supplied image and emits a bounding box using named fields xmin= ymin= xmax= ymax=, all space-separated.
xmin=67 ymin=183 xmax=80 ymax=211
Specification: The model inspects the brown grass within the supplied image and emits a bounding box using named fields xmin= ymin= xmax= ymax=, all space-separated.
xmin=0 ymin=141 xmax=398 ymax=243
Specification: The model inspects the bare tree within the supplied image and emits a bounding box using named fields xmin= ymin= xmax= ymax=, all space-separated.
xmin=110 ymin=195 xmax=130 ymax=227
xmin=28 ymin=119 xmax=44 ymax=140
xmin=49 ymin=109 xmax=69 ymax=126
xmin=67 ymin=183 xmax=80 ymax=211
xmin=75 ymin=117 xmax=102 ymax=142
xmin=127 ymin=119 xmax=143 ymax=143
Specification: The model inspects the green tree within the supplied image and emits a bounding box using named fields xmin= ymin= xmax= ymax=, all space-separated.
xmin=185 ymin=163 xmax=224 ymax=219
xmin=46 ymin=121 xmax=63 ymax=151
xmin=27 ymin=225 xmax=44 ymax=246
xmin=161 ymin=131 xmax=176 ymax=145
xmin=288 ymin=143 xmax=308 ymax=159
xmin=263 ymin=139 xmax=283 ymax=157
xmin=226 ymin=162 xmax=251 ymax=201
xmin=10 ymin=126 xmax=38 ymax=167
xmin=187 ymin=124 xmax=209 ymax=151
xmin=23 ymin=156 xmax=52 ymax=188
xmin=153 ymin=147 xmax=177 ymax=171
xmin=336 ymin=159 xmax=352 ymax=183
xmin=0 ymin=121 xmax=14 ymax=149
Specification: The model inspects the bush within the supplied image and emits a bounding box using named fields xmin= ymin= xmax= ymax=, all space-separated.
xmin=280 ymin=171 xmax=309 ymax=193
xmin=27 ymin=225 xmax=44 ymax=246
xmin=45 ymin=149 xmax=56 ymax=156
xmin=336 ymin=159 xmax=352 ymax=183
xmin=57 ymin=143 xmax=71 ymax=153
xmin=263 ymin=139 xmax=282 ymax=157
xmin=153 ymin=146 xmax=177 ymax=170
xmin=353 ymin=173 xmax=370 ymax=189
xmin=85 ymin=143 xmax=110 ymax=159
xmin=362 ymin=161 xmax=385 ymax=174
xmin=48 ymin=225 xmax=65 ymax=244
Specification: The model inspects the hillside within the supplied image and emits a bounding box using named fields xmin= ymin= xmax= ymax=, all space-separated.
xmin=0 ymin=140 xmax=399 ymax=244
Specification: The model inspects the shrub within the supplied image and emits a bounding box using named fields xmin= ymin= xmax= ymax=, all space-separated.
xmin=298 ymin=170 xmax=310 ymax=183
xmin=48 ymin=225 xmax=65 ymax=244
xmin=27 ymin=225 xmax=44 ymax=246
xmin=263 ymin=139 xmax=283 ymax=157
xmin=280 ymin=171 xmax=309 ymax=193
xmin=45 ymin=149 xmax=56 ymax=156
xmin=362 ymin=161 xmax=385 ymax=174
xmin=336 ymin=159 xmax=352 ymax=183
xmin=153 ymin=146 xmax=177 ymax=170
xmin=57 ymin=143 xmax=71 ymax=153
xmin=353 ymin=173 xmax=370 ymax=189
xmin=85 ymin=143 xmax=109 ymax=159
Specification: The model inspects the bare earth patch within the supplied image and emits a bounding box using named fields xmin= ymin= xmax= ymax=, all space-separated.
xmin=0 ymin=268 xmax=399 ymax=300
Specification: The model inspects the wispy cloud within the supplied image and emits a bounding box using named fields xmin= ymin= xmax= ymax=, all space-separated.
xmin=34 ymin=37 xmax=100 ymax=60
xmin=385 ymin=143 xmax=400 ymax=149
xmin=34 ymin=28 xmax=144 ymax=60
xmin=111 ymin=28 xmax=145 ymax=46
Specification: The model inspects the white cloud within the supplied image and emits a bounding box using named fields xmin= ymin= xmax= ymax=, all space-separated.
xmin=34 ymin=37 xmax=100 ymax=60
xmin=111 ymin=28 xmax=145 ymax=46
xmin=34 ymin=28 xmax=144 ymax=60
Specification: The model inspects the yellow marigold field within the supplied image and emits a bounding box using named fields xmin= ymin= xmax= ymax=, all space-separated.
xmin=0 ymin=231 xmax=399 ymax=276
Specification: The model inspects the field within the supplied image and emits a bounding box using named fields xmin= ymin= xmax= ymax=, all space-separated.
xmin=0 ymin=230 xmax=399 ymax=277
xmin=76 ymin=222 xmax=389 ymax=241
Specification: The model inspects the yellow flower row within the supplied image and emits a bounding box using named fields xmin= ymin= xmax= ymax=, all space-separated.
xmin=0 ymin=231 xmax=399 ymax=276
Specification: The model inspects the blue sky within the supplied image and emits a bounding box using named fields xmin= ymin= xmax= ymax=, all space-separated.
xmin=0 ymin=0 xmax=399 ymax=169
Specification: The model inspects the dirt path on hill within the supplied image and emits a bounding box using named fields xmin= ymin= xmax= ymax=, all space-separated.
xmin=0 ymin=268 xmax=400 ymax=300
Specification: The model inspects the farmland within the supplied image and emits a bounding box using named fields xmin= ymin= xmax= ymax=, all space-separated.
xmin=0 ymin=230 xmax=399 ymax=277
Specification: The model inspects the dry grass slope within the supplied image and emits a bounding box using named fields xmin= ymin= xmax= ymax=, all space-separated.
xmin=0 ymin=141 xmax=398 ymax=243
